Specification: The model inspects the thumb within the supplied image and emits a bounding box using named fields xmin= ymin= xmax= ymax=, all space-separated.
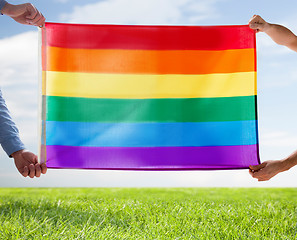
xmin=21 ymin=166 xmax=29 ymax=177
xmin=249 ymin=162 xmax=267 ymax=171
xmin=249 ymin=23 xmax=263 ymax=31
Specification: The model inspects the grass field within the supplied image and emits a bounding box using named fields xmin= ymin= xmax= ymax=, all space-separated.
xmin=0 ymin=188 xmax=296 ymax=239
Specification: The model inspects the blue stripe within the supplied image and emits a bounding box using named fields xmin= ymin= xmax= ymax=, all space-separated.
xmin=46 ymin=120 xmax=257 ymax=147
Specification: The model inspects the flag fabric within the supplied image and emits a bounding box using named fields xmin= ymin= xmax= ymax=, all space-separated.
xmin=39 ymin=22 xmax=260 ymax=170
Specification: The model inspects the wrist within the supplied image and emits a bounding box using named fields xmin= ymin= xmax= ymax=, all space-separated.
xmin=262 ymin=22 xmax=272 ymax=33
xmin=11 ymin=149 xmax=25 ymax=158
xmin=1 ymin=3 xmax=14 ymax=16
xmin=280 ymin=157 xmax=297 ymax=171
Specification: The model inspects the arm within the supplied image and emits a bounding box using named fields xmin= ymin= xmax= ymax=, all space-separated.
xmin=249 ymin=152 xmax=297 ymax=181
xmin=249 ymin=15 xmax=297 ymax=52
xmin=0 ymin=2 xmax=47 ymax=177
xmin=0 ymin=1 xmax=45 ymax=26
xmin=248 ymin=16 xmax=297 ymax=181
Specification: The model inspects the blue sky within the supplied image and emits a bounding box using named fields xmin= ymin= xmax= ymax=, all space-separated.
xmin=0 ymin=0 xmax=296 ymax=187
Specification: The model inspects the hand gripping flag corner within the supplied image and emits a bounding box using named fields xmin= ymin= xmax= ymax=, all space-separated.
xmin=39 ymin=23 xmax=260 ymax=170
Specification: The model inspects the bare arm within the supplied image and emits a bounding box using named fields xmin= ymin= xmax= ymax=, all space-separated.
xmin=249 ymin=15 xmax=297 ymax=52
xmin=248 ymin=15 xmax=297 ymax=181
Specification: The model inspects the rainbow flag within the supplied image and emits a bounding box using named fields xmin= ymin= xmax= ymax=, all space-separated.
xmin=39 ymin=23 xmax=260 ymax=170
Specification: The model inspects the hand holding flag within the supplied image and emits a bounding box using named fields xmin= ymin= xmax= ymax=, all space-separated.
xmin=12 ymin=150 xmax=47 ymax=178
xmin=1 ymin=2 xmax=45 ymax=26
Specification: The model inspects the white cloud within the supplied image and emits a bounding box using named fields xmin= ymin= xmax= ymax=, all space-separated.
xmin=60 ymin=0 xmax=220 ymax=25
xmin=261 ymin=131 xmax=297 ymax=148
xmin=0 ymin=31 xmax=38 ymax=69
xmin=0 ymin=31 xmax=40 ymax=146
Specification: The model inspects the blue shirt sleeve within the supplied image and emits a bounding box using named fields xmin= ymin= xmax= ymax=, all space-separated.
xmin=0 ymin=89 xmax=25 ymax=156
xmin=0 ymin=0 xmax=7 ymax=14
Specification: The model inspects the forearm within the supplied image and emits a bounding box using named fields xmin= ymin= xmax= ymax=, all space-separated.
xmin=281 ymin=150 xmax=297 ymax=171
xmin=264 ymin=23 xmax=297 ymax=51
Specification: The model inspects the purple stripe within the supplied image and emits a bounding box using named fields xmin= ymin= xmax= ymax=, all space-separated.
xmin=44 ymin=145 xmax=260 ymax=170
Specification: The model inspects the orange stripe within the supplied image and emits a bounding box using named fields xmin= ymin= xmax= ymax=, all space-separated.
xmin=45 ymin=47 xmax=255 ymax=74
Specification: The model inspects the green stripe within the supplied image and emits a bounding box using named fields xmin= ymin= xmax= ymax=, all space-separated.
xmin=46 ymin=96 xmax=256 ymax=123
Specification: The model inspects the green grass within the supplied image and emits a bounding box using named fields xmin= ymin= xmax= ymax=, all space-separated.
xmin=0 ymin=188 xmax=296 ymax=239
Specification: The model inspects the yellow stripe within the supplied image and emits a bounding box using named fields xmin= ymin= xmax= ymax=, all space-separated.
xmin=42 ymin=71 xmax=46 ymax=95
xmin=43 ymin=71 xmax=256 ymax=98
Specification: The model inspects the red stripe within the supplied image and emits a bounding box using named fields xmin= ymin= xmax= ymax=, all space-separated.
xmin=44 ymin=23 xmax=255 ymax=50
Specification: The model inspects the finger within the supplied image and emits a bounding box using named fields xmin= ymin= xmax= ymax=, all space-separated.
xmin=32 ymin=155 xmax=39 ymax=165
xmin=29 ymin=164 xmax=35 ymax=178
xmin=252 ymin=170 xmax=269 ymax=180
xmin=249 ymin=23 xmax=263 ymax=33
xmin=35 ymin=163 xmax=41 ymax=178
xmin=29 ymin=10 xmax=43 ymax=24
xmin=249 ymin=23 xmax=262 ymax=29
xmin=41 ymin=163 xmax=47 ymax=174
xmin=25 ymin=3 xmax=38 ymax=20
xmin=250 ymin=172 xmax=258 ymax=179
xmin=249 ymin=170 xmax=258 ymax=178
xmin=258 ymin=178 xmax=268 ymax=182
xmin=34 ymin=16 xmax=45 ymax=27
xmin=26 ymin=13 xmax=42 ymax=25
xmin=249 ymin=162 xmax=266 ymax=171
xmin=249 ymin=15 xmax=262 ymax=23
xmin=35 ymin=15 xmax=45 ymax=27
xmin=248 ymin=15 xmax=257 ymax=24
xmin=22 ymin=166 xmax=29 ymax=177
